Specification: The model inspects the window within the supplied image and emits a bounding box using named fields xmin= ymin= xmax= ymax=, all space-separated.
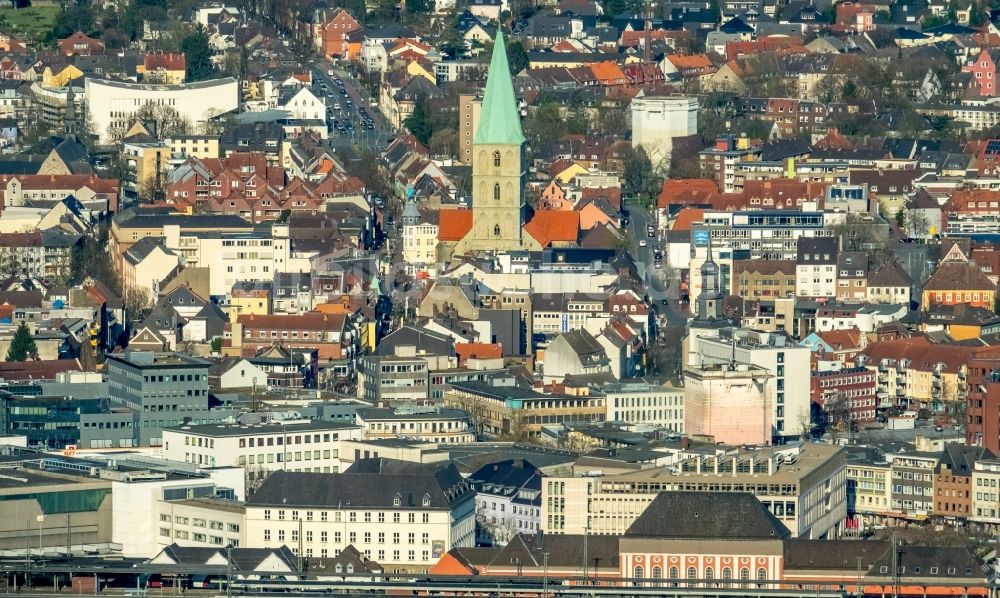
xmin=494 ymin=224 xmax=501 ymax=236
xmin=687 ymin=567 xmax=697 ymax=579
xmin=634 ymin=566 xmax=644 ymax=579
xmin=493 ymin=183 xmax=501 ymax=200
xmin=669 ymin=566 xmax=679 ymax=579
xmin=493 ymin=150 xmax=501 ymax=168
xmin=651 ymin=566 xmax=662 ymax=579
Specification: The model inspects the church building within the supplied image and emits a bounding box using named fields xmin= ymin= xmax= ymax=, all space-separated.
xmin=438 ymin=30 xmax=578 ymax=261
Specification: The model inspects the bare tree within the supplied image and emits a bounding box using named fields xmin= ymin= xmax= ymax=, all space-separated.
xmin=477 ymin=513 xmax=519 ymax=546
xmin=245 ymin=464 xmax=271 ymax=497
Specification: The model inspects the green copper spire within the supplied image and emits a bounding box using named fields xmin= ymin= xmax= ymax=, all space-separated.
xmin=474 ymin=29 xmax=525 ymax=146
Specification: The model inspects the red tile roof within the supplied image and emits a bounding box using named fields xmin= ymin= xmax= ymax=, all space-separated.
xmin=0 ymin=359 xmax=83 ymax=380
xmin=658 ymin=178 xmax=718 ymax=209
xmin=437 ymin=209 xmax=473 ymax=242
xmin=817 ymin=327 xmax=864 ymax=350
xmin=144 ymin=52 xmax=186 ymax=71
xmin=523 ymin=210 xmax=580 ymax=247
xmin=671 ymin=207 xmax=704 ymax=231
xmin=237 ymin=312 xmax=347 ymax=331
xmin=455 ymin=342 xmax=503 ymax=365
xmin=862 ymin=337 xmax=997 ymax=374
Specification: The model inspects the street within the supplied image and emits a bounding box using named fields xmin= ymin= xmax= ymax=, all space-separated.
xmin=625 ymin=202 xmax=688 ymax=330
xmin=303 ymin=55 xmax=394 ymax=151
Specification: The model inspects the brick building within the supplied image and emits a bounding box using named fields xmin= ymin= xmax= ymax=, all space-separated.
xmin=810 ymin=366 xmax=877 ymax=422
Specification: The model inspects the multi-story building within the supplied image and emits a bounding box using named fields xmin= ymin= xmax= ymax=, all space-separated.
xmin=602 ymin=382 xmax=684 ymax=432
xmin=357 ymin=355 xmax=432 ymax=403
xmin=796 ymin=236 xmax=839 ymax=298
xmin=106 ymin=350 xmax=235 ymax=446
xmin=166 ymin=135 xmax=221 ymax=160
xmin=630 ymin=92 xmax=697 ymax=166
xmin=966 ymin=355 xmax=1000 ymax=453
xmin=732 ymin=259 xmax=796 ymax=300
xmin=810 ymin=367 xmax=877 ymax=423
xmin=689 ymin=327 xmax=811 ymax=442
xmin=699 ymin=135 xmax=763 ymax=192
xmin=165 ymin=228 xmax=276 ymax=297
xmin=0 ymin=391 xmax=136 ymax=450
xmin=887 ymin=450 xmax=938 ymax=521
xmin=154 ymin=497 xmax=246 ymax=550
xmin=245 ymin=459 xmax=476 ymax=572
xmin=122 ymin=136 xmax=170 ymax=197
xmin=230 ymin=312 xmax=353 ymax=362
xmin=355 ymin=407 xmax=475 ymax=443
xmin=458 ymin=94 xmax=482 ymax=165
xmin=469 ymin=459 xmax=541 ymax=546
xmin=85 ymin=77 xmax=239 ymax=144
xmin=933 ymin=444 xmax=989 ymax=521
xmin=110 ymin=211 xmax=252 ymax=273
xmin=401 ymin=199 xmax=439 ymax=277
xmin=702 ymin=210 xmax=833 ymax=260
xmin=683 ymin=362 xmax=772 ymax=445
xmin=0 ymin=230 xmax=79 ymax=283
xmin=971 ymin=457 xmax=1000 ymax=528
xmin=0 ymin=173 xmax=120 ymax=211
xmin=30 ymin=82 xmax=84 ymax=130
xmin=542 ymin=443 xmax=846 ymax=539
xmin=862 ymin=340 xmax=983 ymax=415
xmin=444 ymin=380 xmax=606 ymax=440
xmin=162 ymin=420 xmax=363 ymax=471
xmin=845 ymin=450 xmax=892 ymax=525
xmin=531 ymin=292 xmax=607 ymax=335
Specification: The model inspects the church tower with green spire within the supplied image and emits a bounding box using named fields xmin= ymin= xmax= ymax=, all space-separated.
xmin=452 ymin=29 xmax=530 ymax=254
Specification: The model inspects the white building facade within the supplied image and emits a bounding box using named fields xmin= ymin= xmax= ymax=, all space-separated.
xmin=630 ymin=93 xmax=698 ymax=168
xmin=86 ymin=77 xmax=239 ymax=143
xmin=161 ymin=421 xmax=363 ymax=472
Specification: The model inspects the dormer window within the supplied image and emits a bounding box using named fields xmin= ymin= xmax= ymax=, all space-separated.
xmin=393 ymin=493 xmax=402 ymax=507
xmin=422 ymin=493 xmax=431 ymax=507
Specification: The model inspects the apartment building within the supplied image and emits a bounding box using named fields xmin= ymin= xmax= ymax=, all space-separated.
xmin=161 ymin=420 xmax=363 ymax=472
xmin=933 ymin=444 xmax=989 ymax=521
xmin=862 ymin=340 xmax=978 ymax=415
xmin=796 ymin=237 xmax=839 ymax=298
xmin=245 ymin=459 xmax=475 ymax=572
xmin=845 ymin=452 xmax=891 ymax=524
xmin=542 ymin=444 xmax=846 ymax=539
xmin=887 ymin=451 xmax=938 ymax=520
xmin=971 ymin=457 xmax=1000 ymax=527
xmin=732 ymin=259 xmax=796 ymax=300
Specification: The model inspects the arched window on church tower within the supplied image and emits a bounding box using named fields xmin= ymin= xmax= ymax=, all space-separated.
xmin=493 ymin=150 xmax=501 ymax=168
xmin=494 ymin=225 xmax=501 ymax=236
xmin=493 ymin=183 xmax=501 ymax=200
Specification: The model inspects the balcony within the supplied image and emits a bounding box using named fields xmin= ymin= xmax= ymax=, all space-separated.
xmin=896 ymin=387 xmax=907 ymax=397
xmin=878 ymin=374 xmax=888 ymax=383
xmin=932 ymin=378 xmax=941 ymax=389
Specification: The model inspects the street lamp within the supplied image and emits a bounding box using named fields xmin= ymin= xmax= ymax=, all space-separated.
xmin=226 ymin=544 xmax=234 ymax=598
xmin=542 ymin=551 xmax=550 ymax=598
